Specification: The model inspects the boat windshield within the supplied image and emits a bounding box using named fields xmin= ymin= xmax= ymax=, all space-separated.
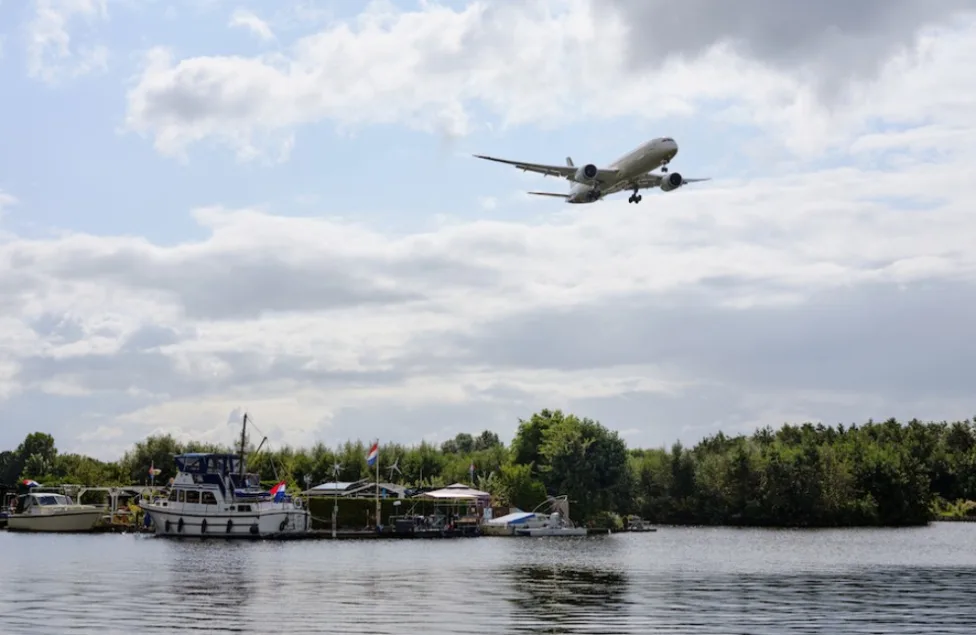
xmin=35 ymin=494 xmax=71 ymax=505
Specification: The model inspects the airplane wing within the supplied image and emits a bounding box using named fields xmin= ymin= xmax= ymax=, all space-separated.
xmin=630 ymin=173 xmax=711 ymax=189
xmin=599 ymin=173 xmax=711 ymax=197
xmin=527 ymin=191 xmax=569 ymax=198
xmin=473 ymin=154 xmax=620 ymax=184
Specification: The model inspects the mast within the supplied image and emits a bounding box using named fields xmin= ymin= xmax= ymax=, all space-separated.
xmin=375 ymin=441 xmax=381 ymax=529
xmin=239 ymin=413 xmax=248 ymax=481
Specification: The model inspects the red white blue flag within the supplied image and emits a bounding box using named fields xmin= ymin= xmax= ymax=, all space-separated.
xmin=269 ymin=480 xmax=287 ymax=502
xmin=366 ymin=441 xmax=379 ymax=467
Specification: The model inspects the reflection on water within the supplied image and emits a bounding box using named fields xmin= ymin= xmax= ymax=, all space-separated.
xmin=2 ymin=525 xmax=976 ymax=634
xmin=149 ymin=542 xmax=254 ymax=633
xmin=506 ymin=564 xmax=629 ymax=634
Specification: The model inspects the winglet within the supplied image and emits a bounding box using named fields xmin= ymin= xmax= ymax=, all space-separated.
xmin=565 ymin=157 xmax=574 ymax=167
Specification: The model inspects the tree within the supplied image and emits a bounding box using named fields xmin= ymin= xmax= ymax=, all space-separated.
xmin=537 ymin=414 xmax=631 ymax=522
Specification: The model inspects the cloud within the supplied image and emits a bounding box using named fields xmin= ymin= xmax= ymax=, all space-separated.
xmin=4 ymin=114 xmax=976 ymax=457
xmin=605 ymin=0 xmax=975 ymax=97
xmin=228 ymin=8 xmax=275 ymax=42
xmin=24 ymin=0 xmax=110 ymax=84
xmin=121 ymin=1 xmax=976 ymax=162
xmin=0 ymin=190 xmax=16 ymax=217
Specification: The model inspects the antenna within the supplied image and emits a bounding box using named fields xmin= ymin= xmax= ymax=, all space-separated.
xmin=238 ymin=412 xmax=248 ymax=480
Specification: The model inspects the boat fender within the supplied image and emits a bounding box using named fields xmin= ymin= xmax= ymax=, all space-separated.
xmin=177 ymin=517 xmax=184 ymax=533
xmin=165 ymin=519 xmax=171 ymax=533
xmin=226 ymin=519 xmax=233 ymax=533
xmin=249 ymin=523 xmax=259 ymax=535
xmin=201 ymin=519 xmax=207 ymax=534
xmin=279 ymin=518 xmax=288 ymax=532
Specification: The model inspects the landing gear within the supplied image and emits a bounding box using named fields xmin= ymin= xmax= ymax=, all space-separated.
xmin=661 ymin=161 xmax=669 ymax=173
xmin=628 ymin=185 xmax=642 ymax=204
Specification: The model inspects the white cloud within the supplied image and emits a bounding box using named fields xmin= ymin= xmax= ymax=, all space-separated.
xmin=122 ymin=1 xmax=976 ymax=163
xmin=0 ymin=189 xmax=16 ymax=214
xmin=25 ymin=0 xmax=109 ymax=84
xmin=228 ymin=8 xmax=275 ymax=42
xmin=3 ymin=119 xmax=976 ymax=457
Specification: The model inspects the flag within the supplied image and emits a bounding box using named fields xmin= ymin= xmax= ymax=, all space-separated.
xmin=366 ymin=441 xmax=379 ymax=468
xmin=148 ymin=462 xmax=161 ymax=477
xmin=469 ymin=462 xmax=475 ymax=480
xmin=269 ymin=480 xmax=287 ymax=503
xmin=22 ymin=479 xmax=39 ymax=487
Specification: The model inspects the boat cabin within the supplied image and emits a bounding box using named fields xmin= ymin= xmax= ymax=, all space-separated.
xmin=159 ymin=452 xmax=281 ymax=513
xmin=16 ymin=492 xmax=76 ymax=514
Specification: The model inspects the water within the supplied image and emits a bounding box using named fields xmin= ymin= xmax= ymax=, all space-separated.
xmin=2 ymin=523 xmax=976 ymax=634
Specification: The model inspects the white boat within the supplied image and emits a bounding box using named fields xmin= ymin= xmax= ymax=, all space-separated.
xmin=138 ymin=414 xmax=309 ymax=538
xmin=7 ymin=492 xmax=102 ymax=533
xmin=514 ymin=511 xmax=589 ymax=537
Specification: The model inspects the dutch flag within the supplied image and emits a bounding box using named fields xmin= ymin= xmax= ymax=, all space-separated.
xmin=269 ymin=480 xmax=287 ymax=502
xmin=366 ymin=441 xmax=379 ymax=468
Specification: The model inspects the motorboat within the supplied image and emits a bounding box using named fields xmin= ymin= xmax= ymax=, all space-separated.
xmin=514 ymin=511 xmax=588 ymax=537
xmin=624 ymin=516 xmax=658 ymax=532
xmin=6 ymin=491 xmax=102 ymax=533
xmin=138 ymin=414 xmax=309 ymax=538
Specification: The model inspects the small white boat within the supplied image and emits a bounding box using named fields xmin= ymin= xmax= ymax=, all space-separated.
xmin=514 ymin=511 xmax=588 ymax=537
xmin=7 ymin=492 xmax=102 ymax=533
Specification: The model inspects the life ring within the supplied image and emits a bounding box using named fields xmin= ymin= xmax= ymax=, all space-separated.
xmin=249 ymin=523 xmax=259 ymax=535
xmin=226 ymin=519 xmax=233 ymax=533
xmin=201 ymin=519 xmax=207 ymax=534
xmin=279 ymin=518 xmax=288 ymax=532
xmin=177 ymin=517 xmax=184 ymax=533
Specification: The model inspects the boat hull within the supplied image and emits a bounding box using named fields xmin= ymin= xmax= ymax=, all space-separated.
xmin=141 ymin=505 xmax=309 ymax=538
xmin=515 ymin=527 xmax=589 ymax=537
xmin=7 ymin=509 xmax=103 ymax=533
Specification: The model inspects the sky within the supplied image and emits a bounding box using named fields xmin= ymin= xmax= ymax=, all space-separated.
xmin=1 ymin=0 xmax=975 ymax=461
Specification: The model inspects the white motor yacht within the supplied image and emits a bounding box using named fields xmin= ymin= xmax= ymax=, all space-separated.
xmin=138 ymin=414 xmax=309 ymax=538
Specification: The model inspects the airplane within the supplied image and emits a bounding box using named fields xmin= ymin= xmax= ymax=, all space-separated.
xmin=473 ymin=137 xmax=710 ymax=204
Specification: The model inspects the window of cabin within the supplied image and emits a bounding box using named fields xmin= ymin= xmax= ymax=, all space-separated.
xmin=185 ymin=490 xmax=201 ymax=504
xmin=238 ymin=505 xmax=251 ymax=512
xmin=201 ymin=492 xmax=217 ymax=505
xmin=168 ymin=490 xmax=178 ymax=502
xmin=178 ymin=490 xmax=185 ymax=503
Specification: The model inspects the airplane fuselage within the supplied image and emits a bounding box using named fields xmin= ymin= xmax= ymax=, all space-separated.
xmin=567 ymin=137 xmax=678 ymax=204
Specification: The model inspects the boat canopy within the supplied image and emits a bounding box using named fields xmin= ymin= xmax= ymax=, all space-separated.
xmin=486 ymin=511 xmax=537 ymax=525
xmin=174 ymin=453 xmax=240 ymax=475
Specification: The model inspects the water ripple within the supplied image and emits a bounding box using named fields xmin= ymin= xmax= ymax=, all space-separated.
xmin=2 ymin=525 xmax=976 ymax=634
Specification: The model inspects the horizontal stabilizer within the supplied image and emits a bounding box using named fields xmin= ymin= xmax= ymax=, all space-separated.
xmin=527 ymin=191 xmax=568 ymax=198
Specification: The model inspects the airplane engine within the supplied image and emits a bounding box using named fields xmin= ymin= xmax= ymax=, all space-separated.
xmin=659 ymin=172 xmax=683 ymax=192
xmin=574 ymin=163 xmax=598 ymax=184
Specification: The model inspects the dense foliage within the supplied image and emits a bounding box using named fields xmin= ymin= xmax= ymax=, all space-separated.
xmin=3 ymin=411 xmax=976 ymax=527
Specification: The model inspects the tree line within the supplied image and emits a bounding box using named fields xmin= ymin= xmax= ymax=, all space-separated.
xmin=3 ymin=410 xmax=975 ymax=527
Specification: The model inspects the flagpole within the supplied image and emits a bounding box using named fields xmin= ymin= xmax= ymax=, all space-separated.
xmin=374 ymin=439 xmax=381 ymax=530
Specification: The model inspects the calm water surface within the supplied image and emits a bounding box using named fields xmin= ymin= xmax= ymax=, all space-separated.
xmin=2 ymin=523 xmax=976 ymax=634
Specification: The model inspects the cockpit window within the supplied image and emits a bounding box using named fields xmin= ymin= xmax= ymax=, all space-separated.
xmin=36 ymin=495 xmax=69 ymax=505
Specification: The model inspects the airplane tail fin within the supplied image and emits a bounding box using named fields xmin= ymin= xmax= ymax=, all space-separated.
xmin=528 ymin=191 xmax=569 ymax=199
xmin=565 ymin=157 xmax=574 ymax=167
